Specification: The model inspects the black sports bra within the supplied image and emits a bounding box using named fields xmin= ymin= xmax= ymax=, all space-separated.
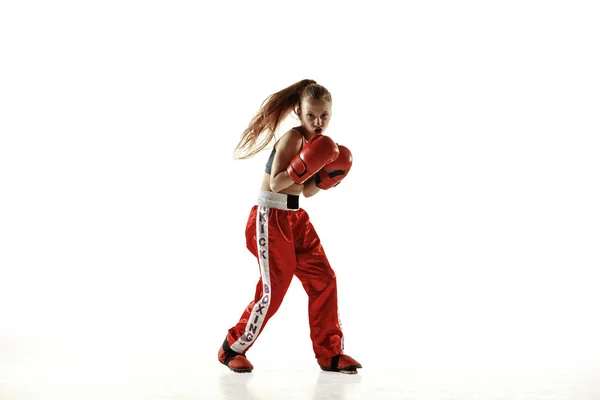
xmin=265 ymin=147 xmax=276 ymax=174
xmin=265 ymin=135 xmax=305 ymax=175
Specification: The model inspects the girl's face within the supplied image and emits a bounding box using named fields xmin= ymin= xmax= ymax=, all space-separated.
xmin=297 ymin=98 xmax=332 ymax=137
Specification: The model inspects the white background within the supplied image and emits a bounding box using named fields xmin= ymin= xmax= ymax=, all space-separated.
xmin=1 ymin=0 xmax=599 ymax=377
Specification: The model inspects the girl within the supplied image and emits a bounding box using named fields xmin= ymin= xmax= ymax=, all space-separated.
xmin=218 ymin=79 xmax=361 ymax=374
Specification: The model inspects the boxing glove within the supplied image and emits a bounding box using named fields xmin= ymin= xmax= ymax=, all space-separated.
xmin=287 ymin=135 xmax=339 ymax=184
xmin=315 ymin=144 xmax=352 ymax=189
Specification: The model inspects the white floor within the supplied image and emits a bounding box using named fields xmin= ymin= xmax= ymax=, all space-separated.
xmin=1 ymin=335 xmax=599 ymax=400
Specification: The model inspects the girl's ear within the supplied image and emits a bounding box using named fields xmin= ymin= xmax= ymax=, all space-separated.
xmin=295 ymin=107 xmax=302 ymax=119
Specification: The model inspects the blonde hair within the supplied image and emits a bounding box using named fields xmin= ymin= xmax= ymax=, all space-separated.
xmin=233 ymin=79 xmax=332 ymax=159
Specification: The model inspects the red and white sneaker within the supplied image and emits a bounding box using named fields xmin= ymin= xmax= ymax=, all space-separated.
xmin=317 ymin=354 xmax=362 ymax=374
xmin=218 ymin=340 xmax=253 ymax=373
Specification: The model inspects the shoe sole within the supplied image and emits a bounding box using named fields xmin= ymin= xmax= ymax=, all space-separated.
xmin=320 ymin=366 xmax=361 ymax=374
xmin=220 ymin=360 xmax=253 ymax=373
xmin=227 ymin=366 xmax=252 ymax=374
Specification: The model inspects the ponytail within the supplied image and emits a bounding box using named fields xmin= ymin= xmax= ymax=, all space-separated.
xmin=233 ymin=79 xmax=317 ymax=160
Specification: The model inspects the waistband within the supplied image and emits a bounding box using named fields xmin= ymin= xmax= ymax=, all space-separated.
xmin=258 ymin=191 xmax=299 ymax=210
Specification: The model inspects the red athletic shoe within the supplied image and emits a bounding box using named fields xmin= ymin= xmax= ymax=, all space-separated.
xmin=218 ymin=340 xmax=253 ymax=373
xmin=317 ymin=354 xmax=362 ymax=374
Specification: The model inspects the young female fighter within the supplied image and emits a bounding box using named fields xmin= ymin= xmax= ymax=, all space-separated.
xmin=218 ymin=79 xmax=361 ymax=374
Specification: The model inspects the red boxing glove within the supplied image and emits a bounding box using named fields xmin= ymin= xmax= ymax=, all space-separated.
xmin=287 ymin=135 xmax=339 ymax=184
xmin=315 ymin=144 xmax=352 ymax=189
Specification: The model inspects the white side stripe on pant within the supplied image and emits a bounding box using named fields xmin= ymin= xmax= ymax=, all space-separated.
xmin=231 ymin=206 xmax=271 ymax=353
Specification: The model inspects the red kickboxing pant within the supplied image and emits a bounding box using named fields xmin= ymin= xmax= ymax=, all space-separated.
xmin=226 ymin=191 xmax=344 ymax=359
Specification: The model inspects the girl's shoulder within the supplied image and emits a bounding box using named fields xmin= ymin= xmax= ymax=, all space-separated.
xmin=287 ymin=126 xmax=304 ymax=139
xmin=275 ymin=127 xmax=304 ymax=150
